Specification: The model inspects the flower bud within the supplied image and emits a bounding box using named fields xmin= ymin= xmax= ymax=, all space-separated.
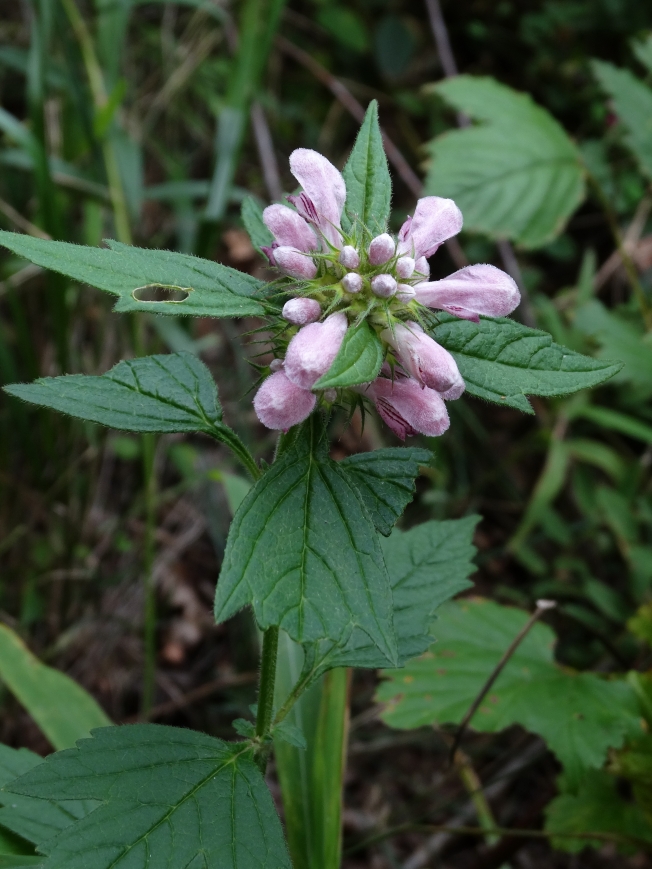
xmin=270 ymin=358 xmax=283 ymax=372
xmin=396 ymin=284 xmax=416 ymax=301
xmin=339 ymin=245 xmax=360 ymax=269
xmin=342 ymin=273 xmax=363 ymax=294
xmin=253 ymin=370 xmax=316 ymax=431
xmin=282 ymin=297 xmax=322 ymax=325
xmin=273 ymin=246 xmax=318 ymax=280
xmin=396 ymin=256 xmax=415 ymax=279
xmin=368 ymin=233 xmax=396 ymax=265
xmin=414 ymin=256 xmax=430 ymax=278
xmin=371 ymin=274 xmax=397 ymax=298
xmin=323 ymin=388 xmax=337 ymax=402
xmin=382 ymin=322 xmax=464 ymax=396
xmin=285 ymin=312 xmax=348 ymax=389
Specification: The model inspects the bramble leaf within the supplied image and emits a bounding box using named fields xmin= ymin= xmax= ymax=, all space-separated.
xmin=214 ymin=422 xmax=398 ymax=664
xmin=314 ymin=321 xmax=384 ymax=390
xmin=424 ymin=76 xmax=585 ymax=247
xmin=431 ymin=315 xmax=622 ymax=414
xmin=339 ymin=447 xmax=431 ymax=536
xmin=3 ymin=725 xmax=292 ymax=869
xmin=341 ymin=100 xmax=392 ymax=234
xmin=0 ymin=232 xmax=265 ymax=318
xmin=378 ymin=598 xmax=642 ymax=787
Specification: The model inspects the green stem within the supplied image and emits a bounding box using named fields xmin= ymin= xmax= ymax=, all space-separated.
xmin=216 ymin=428 xmax=262 ymax=481
xmin=255 ymin=625 xmax=280 ymax=772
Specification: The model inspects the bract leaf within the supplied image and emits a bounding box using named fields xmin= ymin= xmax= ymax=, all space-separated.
xmin=314 ymin=321 xmax=383 ymax=390
xmin=378 ymin=598 xmax=642 ymax=787
xmin=431 ymin=315 xmax=622 ymax=414
xmin=4 ymin=725 xmax=292 ymax=869
xmin=241 ymin=196 xmax=274 ymax=254
xmin=0 ymin=232 xmax=265 ymax=318
xmin=339 ymin=447 xmax=431 ymax=536
xmin=592 ymin=60 xmax=652 ymax=180
xmin=425 ymin=76 xmax=585 ymax=247
xmin=214 ymin=422 xmax=398 ymax=664
xmin=341 ymin=100 xmax=392 ymax=235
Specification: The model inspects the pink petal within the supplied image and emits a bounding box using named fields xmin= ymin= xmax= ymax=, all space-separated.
xmin=413 ymin=264 xmax=520 ymax=318
xmin=414 ymin=256 xmax=430 ymax=279
xmin=273 ymin=246 xmax=318 ymax=280
xmin=382 ymin=322 xmax=464 ymax=396
xmin=282 ymin=297 xmax=322 ymax=325
xmin=364 ymin=377 xmax=450 ymax=439
xmin=397 ymin=196 xmax=463 ymax=259
xmin=263 ymin=204 xmax=318 ymax=253
xmin=253 ymin=370 xmax=316 ymax=431
xmin=289 ymin=149 xmax=346 ymax=247
xmin=285 ymin=312 xmax=348 ymax=389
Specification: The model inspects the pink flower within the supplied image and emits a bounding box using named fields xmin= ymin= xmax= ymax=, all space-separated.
xmin=361 ymin=376 xmax=450 ymax=439
xmin=285 ymin=312 xmax=348 ymax=390
xmin=263 ymin=204 xmax=318 ymax=252
xmin=282 ymin=297 xmax=322 ymax=325
xmin=273 ymin=246 xmax=318 ymax=280
xmin=398 ymin=197 xmax=463 ymax=260
xmin=253 ymin=370 xmax=316 ymax=431
xmin=382 ymin=322 xmax=464 ymax=397
xmin=413 ymin=264 xmax=520 ymax=322
xmin=415 ymin=256 xmax=430 ymax=278
xmin=287 ymin=149 xmax=346 ymax=248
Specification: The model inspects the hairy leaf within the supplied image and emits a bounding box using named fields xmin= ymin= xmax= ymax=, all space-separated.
xmin=214 ymin=423 xmax=398 ymax=663
xmin=431 ymin=315 xmax=622 ymax=414
xmin=0 ymin=232 xmax=265 ymax=318
xmin=339 ymin=447 xmax=431 ymax=536
xmin=424 ymin=76 xmax=585 ymax=247
xmin=314 ymin=321 xmax=383 ymax=391
xmin=341 ymin=100 xmax=392 ymax=234
xmin=592 ymin=60 xmax=652 ymax=180
xmin=241 ymin=196 xmax=274 ymax=254
xmin=4 ymin=725 xmax=291 ymax=869
xmin=378 ymin=598 xmax=641 ymax=786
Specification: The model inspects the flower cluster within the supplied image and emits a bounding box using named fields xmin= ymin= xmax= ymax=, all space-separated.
xmin=253 ymin=149 xmax=520 ymax=439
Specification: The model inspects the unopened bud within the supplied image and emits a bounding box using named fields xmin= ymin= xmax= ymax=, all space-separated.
xmin=414 ymin=256 xmax=430 ymax=278
xmin=397 ymin=284 xmax=416 ymax=301
xmin=274 ymin=246 xmax=318 ymax=280
xmin=342 ymin=273 xmax=363 ymax=294
xmin=368 ymin=233 xmax=396 ymax=265
xmin=270 ymin=358 xmax=283 ymax=372
xmin=339 ymin=245 xmax=360 ymax=269
xmin=371 ymin=274 xmax=397 ymax=298
xmin=396 ymin=256 xmax=415 ymax=279
xmin=323 ymin=388 xmax=337 ymax=402
xmin=282 ymin=297 xmax=322 ymax=325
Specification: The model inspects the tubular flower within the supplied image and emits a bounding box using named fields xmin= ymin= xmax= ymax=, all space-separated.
xmin=252 ymin=146 xmax=517 ymax=436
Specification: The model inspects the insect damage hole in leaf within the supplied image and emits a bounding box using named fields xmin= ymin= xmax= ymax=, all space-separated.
xmin=131 ymin=284 xmax=191 ymax=303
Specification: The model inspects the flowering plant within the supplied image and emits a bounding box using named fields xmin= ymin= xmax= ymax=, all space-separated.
xmin=0 ymin=103 xmax=620 ymax=869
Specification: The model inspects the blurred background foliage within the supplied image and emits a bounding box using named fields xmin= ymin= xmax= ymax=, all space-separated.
xmin=1 ymin=0 xmax=652 ymax=866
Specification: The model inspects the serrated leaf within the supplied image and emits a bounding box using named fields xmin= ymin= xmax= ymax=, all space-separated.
xmin=4 ymin=725 xmax=292 ymax=869
xmin=232 ymin=718 xmax=256 ymax=738
xmin=424 ymin=76 xmax=585 ymax=248
xmin=0 ymin=626 xmax=110 ymax=751
xmin=241 ymin=196 xmax=274 ymax=254
xmin=273 ymin=719 xmax=307 ymax=751
xmin=214 ymin=422 xmax=398 ymax=664
xmin=339 ymin=447 xmax=431 ymax=536
xmin=5 ymin=353 xmax=223 ymax=435
xmin=314 ymin=321 xmax=384 ymax=391
xmin=304 ymin=516 xmax=479 ymax=677
xmin=341 ymin=100 xmax=392 ymax=235
xmin=378 ymin=598 xmax=642 ymax=787
xmin=431 ymin=315 xmax=622 ymax=413
xmin=592 ymin=60 xmax=652 ymax=180
xmin=0 ymin=232 xmax=265 ymax=318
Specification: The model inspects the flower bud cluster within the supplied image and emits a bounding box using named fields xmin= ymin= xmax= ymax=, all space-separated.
xmin=254 ymin=148 xmax=521 ymax=439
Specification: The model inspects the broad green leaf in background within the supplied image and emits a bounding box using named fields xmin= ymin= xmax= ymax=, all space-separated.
xmin=424 ymin=76 xmax=585 ymax=247
xmin=314 ymin=321 xmax=384 ymax=391
xmin=0 ymin=625 xmax=110 ymax=751
xmin=632 ymin=33 xmax=652 ymax=75
xmin=431 ymin=315 xmax=622 ymax=414
xmin=0 ymin=232 xmax=266 ymax=318
xmin=241 ymin=196 xmax=274 ymax=254
xmin=378 ymin=598 xmax=642 ymax=786
xmin=341 ymin=100 xmax=392 ymax=234
xmin=4 ymin=725 xmax=292 ymax=869
xmin=214 ymin=422 xmax=398 ymax=663
xmin=339 ymin=447 xmax=431 ymax=536
xmin=592 ymin=60 xmax=652 ymax=180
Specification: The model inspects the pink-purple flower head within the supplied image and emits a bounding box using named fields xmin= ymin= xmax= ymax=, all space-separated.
xmin=253 ymin=145 xmax=521 ymax=438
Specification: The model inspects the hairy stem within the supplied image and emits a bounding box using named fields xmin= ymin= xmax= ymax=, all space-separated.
xmin=255 ymin=625 xmax=280 ymax=772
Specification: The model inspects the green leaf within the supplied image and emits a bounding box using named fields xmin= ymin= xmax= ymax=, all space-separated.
xmin=4 ymin=725 xmax=292 ymax=869
xmin=378 ymin=598 xmax=641 ymax=787
xmin=0 ymin=625 xmax=110 ymax=751
xmin=592 ymin=60 xmax=652 ymax=180
xmin=341 ymin=101 xmax=392 ymax=235
xmin=5 ymin=353 xmax=223 ymax=436
xmin=431 ymin=315 xmax=622 ymax=414
xmin=0 ymin=232 xmax=265 ymax=318
xmin=424 ymin=76 xmax=585 ymax=248
xmin=0 ymin=858 xmax=42 ymax=867
xmin=314 ymin=321 xmax=384 ymax=391
xmin=339 ymin=447 xmax=431 ymax=536
xmin=241 ymin=196 xmax=274 ymax=254
xmin=214 ymin=422 xmax=398 ymax=664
